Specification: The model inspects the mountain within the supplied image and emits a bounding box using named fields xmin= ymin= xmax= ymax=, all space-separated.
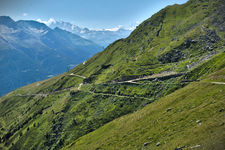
xmin=0 ymin=16 xmax=103 ymax=96
xmin=48 ymin=21 xmax=133 ymax=47
xmin=66 ymin=68 xmax=225 ymax=150
xmin=0 ymin=0 xmax=225 ymax=149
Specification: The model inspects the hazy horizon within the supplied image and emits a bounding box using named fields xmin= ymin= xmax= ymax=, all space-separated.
xmin=0 ymin=0 xmax=188 ymax=30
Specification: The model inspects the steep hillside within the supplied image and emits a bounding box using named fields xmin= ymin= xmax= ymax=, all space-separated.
xmin=66 ymin=68 xmax=225 ymax=150
xmin=0 ymin=0 xmax=224 ymax=149
xmin=0 ymin=17 xmax=102 ymax=96
xmin=71 ymin=0 xmax=225 ymax=83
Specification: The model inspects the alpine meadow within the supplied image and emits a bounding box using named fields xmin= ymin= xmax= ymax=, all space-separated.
xmin=0 ymin=0 xmax=225 ymax=149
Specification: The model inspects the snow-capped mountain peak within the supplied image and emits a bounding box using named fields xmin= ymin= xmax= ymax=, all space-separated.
xmin=37 ymin=19 xmax=135 ymax=47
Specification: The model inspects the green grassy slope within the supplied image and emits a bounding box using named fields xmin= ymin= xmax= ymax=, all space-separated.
xmin=71 ymin=0 xmax=225 ymax=83
xmin=0 ymin=0 xmax=225 ymax=149
xmin=66 ymin=68 xmax=225 ymax=150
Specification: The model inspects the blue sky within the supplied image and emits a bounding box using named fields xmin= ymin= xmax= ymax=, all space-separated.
xmin=0 ymin=0 xmax=188 ymax=29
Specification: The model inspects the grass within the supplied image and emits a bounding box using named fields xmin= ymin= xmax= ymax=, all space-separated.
xmin=0 ymin=0 xmax=225 ymax=149
xmin=70 ymin=0 xmax=224 ymax=83
xmin=65 ymin=69 xmax=225 ymax=150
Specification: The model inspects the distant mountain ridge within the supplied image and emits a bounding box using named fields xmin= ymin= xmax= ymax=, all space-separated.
xmin=47 ymin=20 xmax=133 ymax=47
xmin=0 ymin=16 xmax=103 ymax=96
xmin=0 ymin=0 xmax=225 ymax=149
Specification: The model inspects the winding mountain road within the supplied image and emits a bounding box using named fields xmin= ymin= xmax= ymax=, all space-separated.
xmin=69 ymin=73 xmax=86 ymax=79
xmin=115 ymin=71 xmax=184 ymax=84
xmin=14 ymin=72 xmax=225 ymax=99
xmin=211 ymin=82 xmax=225 ymax=85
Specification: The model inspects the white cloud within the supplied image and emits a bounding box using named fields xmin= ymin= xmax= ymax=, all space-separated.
xmin=36 ymin=18 xmax=56 ymax=26
xmin=104 ymin=25 xmax=123 ymax=32
xmin=88 ymin=28 xmax=103 ymax=31
xmin=104 ymin=21 xmax=141 ymax=32
xmin=23 ymin=13 xmax=28 ymax=16
xmin=124 ymin=21 xmax=141 ymax=31
xmin=125 ymin=26 xmax=136 ymax=31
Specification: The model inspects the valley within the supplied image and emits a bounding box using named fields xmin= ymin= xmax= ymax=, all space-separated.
xmin=0 ymin=17 xmax=103 ymax=96
xmin=0 ymin=0 xmax=225 ymax=149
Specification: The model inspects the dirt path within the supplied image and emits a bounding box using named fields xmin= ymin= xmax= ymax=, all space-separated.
xmin=69 ymin=73 xmax=86 ymax=79
xmin=15 ymin=87 xmax=71 ymax=97
xmin=210 ymin=82 xmax=225 ymax=85
xmin=14 ymin=72 xmax=225 ymax=98
xmin=15 ymin=93 xmax=48 ymax=97
xmin=116 ymin=71 xmax=184 ymax=84
xmin=78 ymin=83 xmax=83 ymax=90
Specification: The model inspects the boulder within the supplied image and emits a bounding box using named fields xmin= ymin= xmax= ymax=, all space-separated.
xmin=156 ymin=142 xmax=161 ymax=146
xmin=167 ymin=108 xmax=172 ymax=112
xmin=144 ymin=142 xmax=150 ymax=146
